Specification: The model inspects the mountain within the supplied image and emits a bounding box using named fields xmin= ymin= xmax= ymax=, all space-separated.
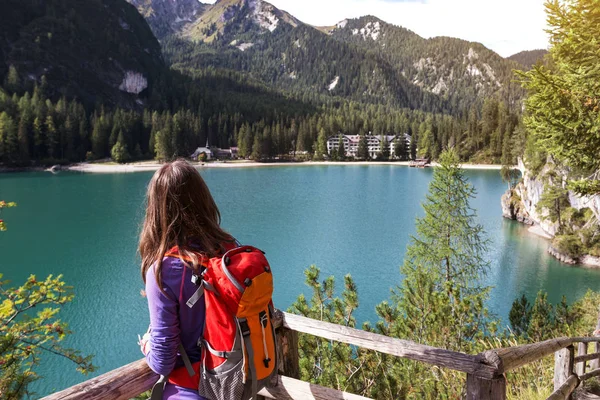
xmin=160 ymin=0 xmax=445 ymax=112
xmin=142 ymin=1 xmax=524 ymax=114
xmin=126 ymin=0 xmax=208 ymax=40
xmin=182 ymin=0 xmax=301 ymax=42
xmin=324 ymin=16 xmax=525 ymax=111
xmin=508 ymin=49 xmax=548 ymax=69
xmin=0 ymin=0 xmax=164 ymax=107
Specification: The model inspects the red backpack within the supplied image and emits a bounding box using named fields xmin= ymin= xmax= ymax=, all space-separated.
xmin=151 ymin=243 xmax=278 ymax=400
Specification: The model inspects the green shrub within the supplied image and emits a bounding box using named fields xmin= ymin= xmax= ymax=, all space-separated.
xmin=553 ymin=234 xmax=583 ymax=258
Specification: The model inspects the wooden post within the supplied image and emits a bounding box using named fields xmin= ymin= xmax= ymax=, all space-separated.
xmin=590 ymin=307 xmax=600 ymax=370
xmin=576 ymin=342 xmax=588 ymax=376
xmin=275 ymin=310 xmax=300 ymax=380
xmin=554 ymin=345 xmax=575 ymax=400
xmin=465 ymin=374 xmax=507 ymax=400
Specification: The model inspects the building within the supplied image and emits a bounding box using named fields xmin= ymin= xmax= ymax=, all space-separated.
xmin=326 ymin=134 xmax=410 ymax=159
xmin=191 ymin=146 xmax=213 ymax=161
xmin=191 ymin=140 xmax=239 ymax=161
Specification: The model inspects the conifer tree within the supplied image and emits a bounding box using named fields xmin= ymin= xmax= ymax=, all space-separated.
xmin=336 ymin=134 xmax=345 ymax=160
xmin=111 ymin=131 xmax=131 ymax=163
xmin=519 ymin=0 xmax=600 ymax=194
xmin=382 ymin=149 xmax=491 ymax=351
xmin=378 ymin=134 xmax=390 ymax=161
xmin=314 ymin=128 xmax=327 ymax=161
xmin=357 ymin=133 xmax=369 ymax=160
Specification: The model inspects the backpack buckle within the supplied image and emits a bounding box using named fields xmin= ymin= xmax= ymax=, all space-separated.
xmin=239 ymin=319 xmax=251 ymax=337
xmin=191 ymin=274 xmax=201 ymax=285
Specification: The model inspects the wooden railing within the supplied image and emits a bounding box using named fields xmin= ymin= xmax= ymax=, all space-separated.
xmin=41 ymin=310 xmax=600 ymax=400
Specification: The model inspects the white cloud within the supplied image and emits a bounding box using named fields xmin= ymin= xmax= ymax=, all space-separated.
xmin=204 ymin=0 xmax=549 ymax=57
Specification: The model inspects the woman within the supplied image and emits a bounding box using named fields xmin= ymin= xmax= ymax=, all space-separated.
xmin=138 ymin=160 xmax=235 ymax=399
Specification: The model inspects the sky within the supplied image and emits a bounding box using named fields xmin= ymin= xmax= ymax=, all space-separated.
xmin=205 ymin=0 xmax=550 ymax=57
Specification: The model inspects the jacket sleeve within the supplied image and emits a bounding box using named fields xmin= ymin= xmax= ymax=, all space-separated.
xmin=144 ymin=263 xmax=180 ymax=376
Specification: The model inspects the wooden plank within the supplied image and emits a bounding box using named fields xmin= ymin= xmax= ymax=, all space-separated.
xmin=570 ymin=337 xmax=600 ymax=343
xmin=480 ymin=337 xmax=573 ymax=375
xmin=259 ymin=375 xmax=372 ymax=400
xmin=554 ymin=346 xmax=575 ymax=400
xmin=575 ymin=352 xmax=600 ymax=365
xmin=281 ymin=312 xmax=498 ymax=379
xmin=40 ymin=359 xmax=156 ymax=400
xmin=547 ymin=374 xmax=579 ymax=400
xmin=465 ymin=374 xmax=507 ymax=400
xmin=580 ymin=368 xmax=600 ymax=382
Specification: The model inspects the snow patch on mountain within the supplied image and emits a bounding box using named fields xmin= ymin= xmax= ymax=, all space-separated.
xmin=328 ymin=76 xmax=339 ymax=91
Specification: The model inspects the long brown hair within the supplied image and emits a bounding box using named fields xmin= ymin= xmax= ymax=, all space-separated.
xmin=139 ymin=159 xmax=233 ymax=287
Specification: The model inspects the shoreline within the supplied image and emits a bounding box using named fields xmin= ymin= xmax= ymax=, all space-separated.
xmin=61 ymin=160 xmax=506 ymax=174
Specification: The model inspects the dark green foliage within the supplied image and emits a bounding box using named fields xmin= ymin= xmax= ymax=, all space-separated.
xmin=537 ymin=182 xmax=570 ymax=227
xmin=518 ymin=0 xmax=600 ymax=195
xmin=111 ymin=132 xmax=131 ymax=163
xmin=507 ymin=49 xmax=548 ymax=69
xmin=336 ymin=134 xmax=345 ymax=161
xmin=357 ymin=134 xmax=369 ymax=160
xmin=0 ymin=0 xmax=163 ymax=108
xmin=394 ymin=136 xmax=408 ymax=161
xmin=527 ymin=292 xmax=554 ymax=341
xmin=377 ymin=134 xmax=389 ymax=161
xmin=509 ymin=295 xmax=532 ymax=336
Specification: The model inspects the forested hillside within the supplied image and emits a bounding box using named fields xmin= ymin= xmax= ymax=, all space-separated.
xmin=0 ymin=0 xmax=163 ymax=108
xmin=508 ymin=49 xmax=548 ymax=69
xmin=326 ymin=16 xmax=525 ymax=113
xmin=0 ymin=0 xmax=529 ymax=167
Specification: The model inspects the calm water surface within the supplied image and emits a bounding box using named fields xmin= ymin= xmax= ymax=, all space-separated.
xmin=1 ymin=166 xmax=599 ymax=396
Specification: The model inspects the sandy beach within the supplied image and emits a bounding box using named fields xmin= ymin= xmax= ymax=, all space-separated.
xmin=65 ymin=160 xmax=506 ymax=174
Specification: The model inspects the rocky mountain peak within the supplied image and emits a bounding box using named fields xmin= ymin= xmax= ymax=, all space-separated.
xmin=126 ymin=0 xmax=208 ymax=39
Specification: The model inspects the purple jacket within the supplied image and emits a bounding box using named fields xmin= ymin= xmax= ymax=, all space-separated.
xmin=145 ymin=257 xmax=206 ymax=400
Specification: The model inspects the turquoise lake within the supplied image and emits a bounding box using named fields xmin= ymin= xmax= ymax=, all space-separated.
xmin=1 ymin=165 xmax=600 ymax=396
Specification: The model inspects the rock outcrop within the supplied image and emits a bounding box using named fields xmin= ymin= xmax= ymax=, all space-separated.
xmin=119 ymin=71 xmax=148 ymax=94
xmin=502 ymin=158 xmax=600 ymax=267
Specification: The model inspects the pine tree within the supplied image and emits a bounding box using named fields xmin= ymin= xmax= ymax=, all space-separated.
xmin=314 ymin=128 xmax=327 ymax=161
xmin=394 ymin=136 xmax=408 ymax=161
xmin=382 ymin=149 xmax=491 ymax=352
xmin=0 ymin=113 xmax=16 ymax=161
xmin=519 ymin=0 xmax=600 ymax=194
xmin=337 ymin=134 xmax=345 ymax=160
xmin=111 ymin=131 xmax=131 ymax=163
xmin=527 ymin=291 xmax=555 ymax=341
xmin=509 ymin=294 xmax=532 ymax=336
xmin=357 ymin=133 xmax=369 ymax=160
xmin=4 ymin=65 xmax=20 ymax=93
xmin=378 ymin=134 xmax=390 ymax=161
xmin=45 ymin=115 xmax=58 ymax=159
